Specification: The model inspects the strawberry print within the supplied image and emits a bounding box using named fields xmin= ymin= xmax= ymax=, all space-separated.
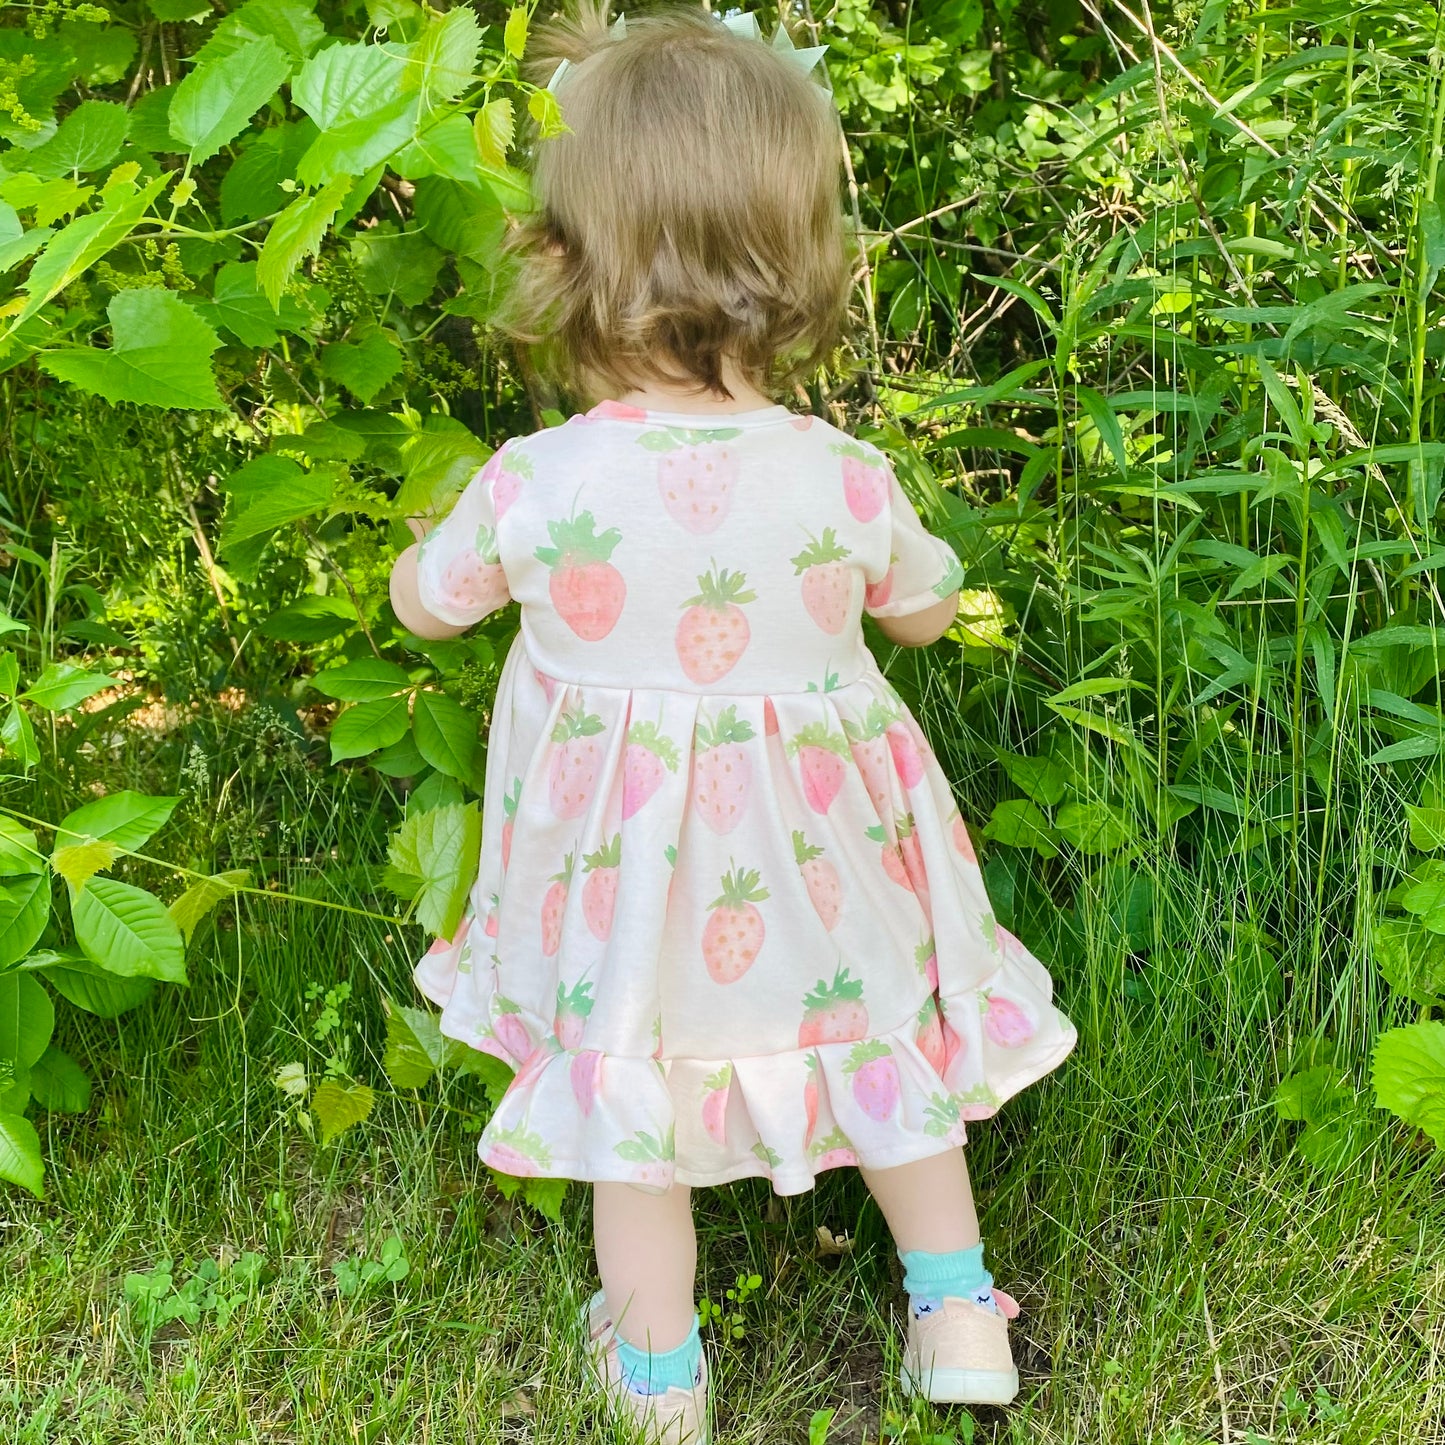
xmin=787 ymin=723 xmax=850 ymax=813
xmin=553 ymin=980 xmax=595 ymax=1049
xmin=533 ymin=667 xmax=557 ymax=703
xmin=916 ymin=997 xmax=946 ymax=1074
xmin=492 ymin=997 xmax=533 ymax=1064
xmin=693 ymin=705 xmax=755 ymax=834
xmin=580 ymin=835 xmax=621 ymax=940
xmin=588 ymin=399 xmax=649 ymax=421
xmin=846 ymin=1040 xmax=901 ymax=1122
xmin=487 ymin=446 xmax=532 ymax=520
xmin=432 ymin=524 xmax=507 ymax=617
xmin=614 ymin=1126 xmax=674 ymax=1189
xmin=701 ymin=1064 xmax=732 ymax=1144
xmin=484 ymin=894 xmax=499 ymax=938
xmin=500 ymin=777 xmax=522 ymax=869
xmin=951 ymin=812 xmax=979 ymax=863
xmin=887 ymin=719 xmax=926 ymax=787
xmin=982 ymin=992 xmax=1035 ymax=1047
xmin=939 ymin=1005 xmax=966 ymax=1083
xmin=865 ymin=555 xmax=896 ymax=610
xmin=763 ymin=698 xmax=779 ymax=735
xmin=541 ymin=853 xmax=574 ymax=956
xmin=844 ymin=701 xmax=897 ymax=820
xmin=622 ymin=721 xmax=679 ymax=819
xmin=426 ymin=914 xmax=471 ymax=957
xmin=831 ymin=441 xmax=889 ymax=522
xmin=676 ymin=565 xmax=755 ymax=683
xmin=803 ymin=1053 xmax=820 ymax=1145
xmin=752 ymin=1141 xmax=782 ymax=1169
xmin=571 ymin=1048 xmax=604 ymax=1115
xmin=916 ymin=935 xmax=939 ymax=992
xmin=867 ymin=814 xmax=929 ymax=907
xmin=702 ymin=864 xmax=769 ymax=982
xmin=507 ymin=1039 xmax=557 ymax=1096
xmin=809 ymin=1127 xmax=857 ymax=1170
xmin=548 ymin=708 xmax=605 ymax=818
xmin=641 ymin=426 xmax=743 ymax=534
xmin=923 ymin=1092 xmax=965 ymax=1142
xmin=793 ymin=831 xmax=841 ymax=931
xmin=790 ymin=415 xmax=816 ymax=432
xmin=535 ymin=512 xmax=627 ymax=640
xmin=791 ymin=529 xmax=853 ymax=634
xmin=485 ymin=1124 xmax=552 ymax=1177
xmin=798 ymin=967 xmax=869 ymax=1046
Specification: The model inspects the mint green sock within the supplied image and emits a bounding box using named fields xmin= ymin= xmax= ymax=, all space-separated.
xmin=899 ymin=1243 xmax=996 ymax=1316
xmin=615 ymin=1317 xmax=703 ymax=1395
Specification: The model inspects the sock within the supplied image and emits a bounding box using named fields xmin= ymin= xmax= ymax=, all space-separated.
xmin=900 ymin=1242 xmax=997 ymax=1317
xmin=614 ymin=1316 xmax=703 ymax=1396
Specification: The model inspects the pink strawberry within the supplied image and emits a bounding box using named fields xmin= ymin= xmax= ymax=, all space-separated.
xmin=541 ymin=853 xmax=574 ymax=956
xmin=553 ymin=980 xmax=594 ymax=1049
xmin=676 ymin=565 xmax=755 ymax=683
xmin=787 ymin=723 xmax=849 ymax=813
xmin=798 ymin=967 xmax=869 ymax=1046
xmin=581 ymin=835 xmax=621 ymax=940
xmin=535 ymin=512 xmax=627 ymax=640
xmin=492 ymin=998 xmax=532 ymax=1064
xmin=793 ymin=831 xmax=841 ymax=931
xmin=484 ymin=894 xmax=499 ymax=938
xmin=590 ymin=399 xmax=649 ymax=420
xmin=548 ymin=708 xmax=605 ymax=818
xmin=614 ymin=1127 xmax=674 ymax=1189
xmin=426 ymin=914 xmax=471 ymax=956
xmin=507 ymin=1039 xmax=555 ymax=1095
xmin=702 ymin=864 xmax=768 ymax=983
xmin=809 ymin=1127 xmax=857 ymax=1170
xmin=652 ymin=431 xmax=741 ymax=534
xmin=485 ymin=1125 xmax=551 ymax=1177
xmin=790 ymin=415 xmax=816 ymax=431
xmin=701 ymin=1064 xmax=732 ymax=1144
xmin=693 ymin=705 xmax=755 ymax=834
xmin=916 ymin=936 xmax=939 ymax=992
xmin=865 ymin=563 xmax=895 ymax=610
xmin=845 ymin=1040 xmax=900 ymax=1122
xmin=534 ymin=668 xmax=557 ymax=703
xmin=916 ymin=998 xmax=946 ymax=1074
xmin=844 ymin=701 xmax=898 ymax=818
xmin=886 ymin=722 xmax=926 ymax=787
xmin=434 ymin=538 xmax=507 ymax=617
xmin=500 ymin=777 xmax=522 ymax=869
xmin=623 ymin=721 xmax=680 ymax=819
xmin=994 ymin=924 xmax=1028 ymax=963
xmin=571 ymin=1049 xmax=604 ymax=1114
xmin=833 ymin=442 xmax=890 ymax=522
xmin=952 ymin=813 xmax=978 ymax=863
xmin=983 ymin=993 xmax=1035 ymax=1047
xmin=763 ymin=699 xmax=778 ymax=735
xmin=803 ymin=1053 xmax=820 ymax=1145
xmin=940 ymin=1008 xmax=966 ymax=1083
xmin=868 ymin=814 xmax=928 ymax=906
xmin=791 ymin=529 xmax=853 ymax=634
xmin=487 ymin=447 xmax=531 ymax=519
xmin=867 ymin=817 xmax=913 ymax=892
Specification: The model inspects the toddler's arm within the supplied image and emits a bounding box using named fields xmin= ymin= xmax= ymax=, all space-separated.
xmin=390 ymin=529 xmax=470 ymax=640
xmin=873 ymin=591 xmax=959 ymax=648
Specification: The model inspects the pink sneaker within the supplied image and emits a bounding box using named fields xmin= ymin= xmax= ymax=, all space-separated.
xmin=901 ymin=1288 xmax=1021 ymax=1405
xmin=584 ymin=1291 xmax=711 ymax=1444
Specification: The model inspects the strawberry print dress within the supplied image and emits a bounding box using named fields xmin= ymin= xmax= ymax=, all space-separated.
xmin=412 ymin=400 xmax=1076 ymax=1194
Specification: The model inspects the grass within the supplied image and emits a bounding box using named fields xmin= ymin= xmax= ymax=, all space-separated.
xmin=2 ymin=697 xmax=1442 ymax=1445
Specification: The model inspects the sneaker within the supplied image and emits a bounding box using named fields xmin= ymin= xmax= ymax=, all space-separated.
xmin=900 ymin=1287 xmax=1021 ymax=1405
xmin=583 ymin=1290 xmax=710 ymax=1445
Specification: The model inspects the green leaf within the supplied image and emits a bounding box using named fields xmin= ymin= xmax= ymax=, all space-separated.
xmin=56 ymin=791 xmax=179 ymax=852
xmin=41 ymin=289 xmax=225 ymax=411
xmin=527 ymin=88 xmax=565 ymax=140
xmin=1406 ymin=804 xmax=1445 ymax=852
xmin=50 ymin=839 xmax=120 ymax=892
xmin=196 ymin=0 xmax=325 ymax=65
xmin=412 ymin=690 xmax=476 ymax=780
xmin=997 ymin=752 xmax=1070 ymax=807
xmin=351 ymin=223 xmax=445 ymax=306
xmin=404 ymin=7 xmax=480 ymax=104
xmin=473 ymin=98 xmax=513 ymax=169
xmin=330 ymin=695 xmax=411 ymax=762
xmin=219 ymin=455 xmax=334 ymax=552
xmin=393 ymin=113 xmax=481 ymax=182
xmin=293 ymin=41 xmax=417 ymax=186
xmin=0 ymin=818 xmax=43 ymax=876
xmin=503 ymin=6 xmax=527 ymax=58
xmin=36 ymin=954 xmax=156 ymax=1017
xmin=1 ymin=704 xmax=39 ymax=770
xmin=310 ymin=1077 xmax=374 ymax=1145
xmin=0 ymin=970 xmax=54 ymax=1069
xmin=0 ymin=1112 xmax=44 ymax=1198
xmin=14 ymin=173 xmax=169 ymax=329
xmin=168 ymin=869 xmax=250 ymax=943
xmin=170 ymin=37 xmax=293 ymax=165
xmin=981 ymin=798 xmax=1059 ymax=857
xmin=19 ymin=662 xmax=113 ymax=711
xmin=26 ymin=100 xmax=130 ymax=178
xmin=388 ymin=802 xmax=480 ymax=938
xmin=318 ymin=327 xmax=403 ymax=403
xmin=1053 ymin=801 xmax=1130 ymax=854
xmin=0 ymin=875 xmax=50 ymax=969
xmin=0 ymin=174 xmax=92 ymax=228
xmin=1372 ymin=1022 xmax=1445 ymax=1148
xmin=73 ymin=878 xmax=188 ymax=984
xmin=381 ymin=996 xmax=445 ymax=1088
xmin=1075 ymin=384 xmax=1128 ymax=476
xmin=219 ymin=120 xmax=317 ymax=224
xmin=314 ymin=658 xmax=412 ymax=701
xmin=258 ymin=595 xmax=355 ymax=642
xmin=199 ymin=262 xmax=309 ymax=347
xmin=256 ymin=175 xmax=353 ymax=309
xmin=29 ymin=1044 xmax=90 ymax=1114
xmin=1372 ymin=916 xmax=1445 ymax=1008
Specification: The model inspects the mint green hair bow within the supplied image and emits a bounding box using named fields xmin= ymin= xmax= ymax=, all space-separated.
xmin=545 ymin=10 xmax=831 ymax=97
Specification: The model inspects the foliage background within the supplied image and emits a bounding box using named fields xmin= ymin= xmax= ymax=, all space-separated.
xmin=1 ymin=0 xmax=1444 ymax=1440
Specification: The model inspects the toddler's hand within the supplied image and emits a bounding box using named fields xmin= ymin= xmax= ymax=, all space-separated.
xmin=405 ymin=515 xmax=433 ymax=543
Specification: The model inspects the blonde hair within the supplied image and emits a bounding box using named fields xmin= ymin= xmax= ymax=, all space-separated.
xmin=498 ymin=2 xmax=850 ymax=401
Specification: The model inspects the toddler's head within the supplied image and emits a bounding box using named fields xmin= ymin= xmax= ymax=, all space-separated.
xmin=504 ymin=2 xmax=850 ymax=401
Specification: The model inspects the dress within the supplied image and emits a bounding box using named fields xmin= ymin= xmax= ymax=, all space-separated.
xmin=412 ymin=399 xmax=1076 ymax=1195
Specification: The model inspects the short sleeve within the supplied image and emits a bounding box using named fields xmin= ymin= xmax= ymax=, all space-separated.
xmin=414 ymin=450 xmax=512 ymax=628
xmin=864 ymin=469 xmax=965 ymax=619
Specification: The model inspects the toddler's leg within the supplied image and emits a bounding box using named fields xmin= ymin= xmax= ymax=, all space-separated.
xmin=593 ymin=1181 xmax=702 ymax=1395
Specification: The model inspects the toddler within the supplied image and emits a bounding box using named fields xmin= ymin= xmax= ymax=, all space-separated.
xmin=389 ymin=7 xmax=1075 ymax=1441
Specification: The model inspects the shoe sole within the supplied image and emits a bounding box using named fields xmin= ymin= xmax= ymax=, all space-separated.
xmin=901 ymin=1363 xmax=1020 ymax=1405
